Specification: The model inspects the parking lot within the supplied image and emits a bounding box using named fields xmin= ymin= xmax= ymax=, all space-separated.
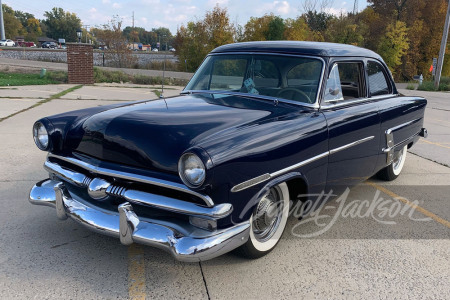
xmin=0 ymin=84 xmax=448 ymax=299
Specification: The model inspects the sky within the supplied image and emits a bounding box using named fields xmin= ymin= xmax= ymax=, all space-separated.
xmin=4 ymin=0 xmax=368 ymax=35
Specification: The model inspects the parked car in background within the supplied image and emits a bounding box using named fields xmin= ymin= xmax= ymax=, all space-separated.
xmin=152 ymin=48 xmax=159 ymax=52
xmin=29 ymin=41 xmax=428 ymax=262
xmin=16 ymin=41 xmax=36 ymax=47
xmin=41 ymin=42 xmax=57 ymax=49
xmin=0 ymin=39 xmax=15 ymax=46
xmin=169 ymin=47 xmax=176 ymax=52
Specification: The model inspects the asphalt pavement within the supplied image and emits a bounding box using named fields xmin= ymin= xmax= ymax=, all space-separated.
xmin=0 ymin=84 xmax=448 ymax=299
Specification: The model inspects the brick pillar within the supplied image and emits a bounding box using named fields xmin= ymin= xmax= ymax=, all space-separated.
xmin=67 ymin=43 xmax=94 ymax=84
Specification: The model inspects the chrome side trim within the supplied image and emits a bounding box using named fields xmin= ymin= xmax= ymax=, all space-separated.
xmin=329 ymin=136 xmax=374 ymax=154
xmin=30 ymin=181 xmax=250 ymax=262
xmin=386 ymin=118 xmax=421 ymax=134
xmin=270 ymin=152 xmax=329 ymax=177
xmin=47 ymin=154 xmax=214 ymax=207
xmin=44 ymin=160 xmax=231 ymax=218
xmin=231 ymin=136 xmax=374 ymax=192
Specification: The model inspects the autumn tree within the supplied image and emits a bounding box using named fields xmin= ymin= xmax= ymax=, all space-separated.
xmin=96 ymin=17 xmax=136 ymax=68
xmin=1 ymin=4 xmax=26 ymax=39
xmin=325 ymin=15 xmax=364 ymax=46
xmin=284 ymin=17 xmax=313 ymax=41
xmin=25 ymin=18 xmax=43 ymax=42
xmin=242 ymin=14 xmax=274 ymax=41
xmin=175 ymin=6 xmax=234 ymax=72
xmin=377 ymin=21 xmax=409 ymax=73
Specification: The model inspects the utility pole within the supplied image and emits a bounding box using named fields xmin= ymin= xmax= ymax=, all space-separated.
xmin=435 ymin=0 xmax=450 ymax=90
xmin=352 ymin=0 xmax=358 ymax=14
xmin=0 ymin=0 xmax=6 ymax=40
xmin=132 ymin=11 xmax=135 ymax=50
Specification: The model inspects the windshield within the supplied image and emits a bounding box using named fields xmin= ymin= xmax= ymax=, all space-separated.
xmin=184 ymin=54 xmax=323 ymax=104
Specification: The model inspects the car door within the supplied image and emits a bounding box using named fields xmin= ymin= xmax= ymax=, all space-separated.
xmin=369 ymin=60 xmax=427 ymax=172
xmin=320 ymin=58 xmax=381 ymax=194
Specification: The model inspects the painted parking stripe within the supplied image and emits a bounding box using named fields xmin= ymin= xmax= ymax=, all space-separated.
xmin=419 ymin=139 xmax=450 ymax=150
xmin=128 ymin=244 xmax=146 ymax=300
xmin=366 ymin=181 xmax=450 ymax=229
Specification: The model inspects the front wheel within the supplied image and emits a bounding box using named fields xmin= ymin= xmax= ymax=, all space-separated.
xmin=377 ymin=145 xmax=407 ymax=181
xmin=235 ymin=182 xmax=290 ymax=259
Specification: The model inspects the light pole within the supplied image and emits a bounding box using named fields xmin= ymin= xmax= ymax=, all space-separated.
xmin=434 ymin=0 xmax=450 ymax=90
xmin=76 ymin=28 xmax=82 ymax=43
xmin=161 ymin=34 xmax=167 ymax=98
xmin=0 ymin=0 xmax=5 ymax=40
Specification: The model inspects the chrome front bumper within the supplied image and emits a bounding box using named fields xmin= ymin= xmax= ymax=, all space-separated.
xmin=29 ymin=179 xmax=250 ymax=262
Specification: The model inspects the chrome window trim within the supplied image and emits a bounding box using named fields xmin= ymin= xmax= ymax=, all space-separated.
xmin=231 ymin=136 xmax=374 ymax=193
xmin=320 ymin=94 xmax=397 ymax=110
xmin=47 ymin=154 xmax=214 ymax=207
xmin=182 ymin=52 xmax=326 ymax=109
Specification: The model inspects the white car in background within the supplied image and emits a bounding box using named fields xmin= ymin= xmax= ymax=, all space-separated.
xmin=0 ymin=39 xmax=15 ymax=47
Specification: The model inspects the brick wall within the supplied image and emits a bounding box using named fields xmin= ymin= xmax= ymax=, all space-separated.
xmin=67 ymin=43 xmax=94 ymax=84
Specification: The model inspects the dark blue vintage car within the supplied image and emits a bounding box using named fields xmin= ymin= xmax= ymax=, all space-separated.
xmin=29 ymin=41 xmax=427 ymax=261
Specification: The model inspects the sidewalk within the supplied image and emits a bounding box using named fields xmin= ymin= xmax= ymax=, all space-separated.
xmin=0 ymin=83 xmax=184 ymax=120
xmin=0 ymin=57 xmax=194 ymax=80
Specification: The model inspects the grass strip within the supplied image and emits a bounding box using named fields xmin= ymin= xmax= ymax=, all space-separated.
xmin=0 ymin=85 xmax=83 ymax=123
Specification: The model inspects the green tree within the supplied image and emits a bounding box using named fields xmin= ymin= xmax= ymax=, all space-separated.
xmin=243 ymin=14 xmax=275 ymax=41
xmin=266 ymin=16 xmax=285 ymax=40
xmin=43 ymin=7 xmax=81 ymax=42
xmin=377 ymin=21 xmax=409 ymax=73
xmin=14 ymin=10 xmax=34 ymax=28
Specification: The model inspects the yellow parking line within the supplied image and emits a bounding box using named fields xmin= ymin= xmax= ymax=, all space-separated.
xmin=366 ymin=181 xmax=450 ymax=229
xmin=128 ymin=244 xmax=146 ymax=300
xmin=427 ymin=118 xmax=450 ymax=126
xmin=419 ymin=139 xmax=450 ymax=150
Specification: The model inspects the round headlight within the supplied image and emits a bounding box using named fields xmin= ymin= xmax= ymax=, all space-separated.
xmin=178 ymin=153 xmax=206 ymax=188
xmin=33 ymin=122 xmax=49 ymax=150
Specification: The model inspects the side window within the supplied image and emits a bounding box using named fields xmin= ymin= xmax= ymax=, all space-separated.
xmin=367 ymin=61 xmax=390 ymax=96
xmin=324 ymin=64 xmax=344 ymax=102
xmin=324 ymin=62 xmax=364 ymax=102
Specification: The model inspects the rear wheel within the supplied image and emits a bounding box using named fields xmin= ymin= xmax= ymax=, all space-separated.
xmin=377 ymin=145 xmax=407 ymax=181
xmin=235 ymin=182 xmax=290 ymax=259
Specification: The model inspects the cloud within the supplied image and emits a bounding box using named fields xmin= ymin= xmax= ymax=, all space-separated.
xmin=112 ymin=2 xmax=122 ymax=9
xmin=258 ymin=1 xmax=295 ymax=16
xmin=324 ymin=7 xmax=347 ymax=16
xmin=102 ymin=0 xmax=111 ymax=3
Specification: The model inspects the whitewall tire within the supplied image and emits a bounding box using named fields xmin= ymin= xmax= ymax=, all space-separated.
xmin=236 ymin=182 xmax=290 ymax=258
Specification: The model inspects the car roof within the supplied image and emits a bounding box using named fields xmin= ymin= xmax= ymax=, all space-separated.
xmin=210 ymin=41 xmax=383 ymax=60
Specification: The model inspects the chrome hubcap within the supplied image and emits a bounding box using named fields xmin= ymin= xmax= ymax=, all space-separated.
xmin=252 ymin=186 xmax=284 ymax=242
xmin=393 ymin=149 xmax=404 ymax=171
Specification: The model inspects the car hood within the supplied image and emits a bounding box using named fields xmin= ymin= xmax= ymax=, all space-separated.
xmin=67 ymin=93 xmax=298 ymax=174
